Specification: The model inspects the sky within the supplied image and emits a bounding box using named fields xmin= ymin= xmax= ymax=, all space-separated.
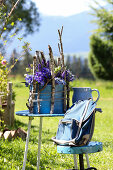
xmin=33 ymin=0 xmax=106 ymax=17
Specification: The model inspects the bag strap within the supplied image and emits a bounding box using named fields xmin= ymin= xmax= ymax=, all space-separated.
xmin=74 ymin=99 xmax=91 ymax=140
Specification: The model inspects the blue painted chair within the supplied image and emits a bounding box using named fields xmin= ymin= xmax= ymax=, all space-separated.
xmin=57 ymin=141 xmax=103 ymax=170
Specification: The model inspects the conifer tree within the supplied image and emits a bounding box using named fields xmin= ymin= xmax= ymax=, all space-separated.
xmin=88 ymin=0 xmax=113 ymax=80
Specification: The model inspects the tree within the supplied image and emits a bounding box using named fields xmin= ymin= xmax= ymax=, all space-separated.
xmin=88 ymin=0 xmax=113 ymax=80
xmin=0 ymin=0 xmax=40 ymax=53
xmin=71 ymin=55 xmax=77 ymax=75
xmin=20 ymin=47 xmax=33 ymax=75
xmin=65 ymin=55 xmax=71 ymax=70
xmin=8 ymin=49 xmax=21 ymax=75
xmin=8 ymin=47 xmax=33 ymax=75
xmin=0 ymin=0 xmax=40 ymax=36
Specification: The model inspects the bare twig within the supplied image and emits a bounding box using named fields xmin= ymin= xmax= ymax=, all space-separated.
xmin=35 ymin=51 xmax=41 ymax=113
xmin=30 ymin=56 xmax=37 ymax=113
xmin=8 ymin=0 xmax=20 ymax=17
xmin=58 ymin=26 xmax=65 ymax=68
xmin=58 ymin=26 xmax=67 ymax=112
xmin=57 ymin=57 xmax=61 ymax=66
xmin=35 ymin=51 xmax=41 ymax=64
xmin=48 ymin=45 xmax=55 ymax=114
xmin=40 ymin=51 xmax=46 ymax=66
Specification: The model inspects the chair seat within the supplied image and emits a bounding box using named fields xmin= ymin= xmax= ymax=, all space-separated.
xmin=57 ymin=141 xmax=103 ymax=154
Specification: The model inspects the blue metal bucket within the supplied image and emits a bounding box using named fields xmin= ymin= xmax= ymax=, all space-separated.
xmin=33 ymin=84 xmax=64 ymax=114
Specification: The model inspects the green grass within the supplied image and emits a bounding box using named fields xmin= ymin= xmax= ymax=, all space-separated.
xmin=0 ymin=77 xmax=113 ymax=169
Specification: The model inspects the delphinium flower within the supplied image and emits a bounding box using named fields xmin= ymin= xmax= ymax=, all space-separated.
xmin=34 ymin=64 xmax=51 ymax=85
xmin=34 ymin=71 xmax=45 ymax=85
xmin=62 ymin=70 xmax=75 ymax=82
xmin=25 ymin=74 xmax=33 ymax=86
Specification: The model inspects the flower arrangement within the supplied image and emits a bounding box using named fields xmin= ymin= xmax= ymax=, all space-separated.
xmin=24 ymin=59 xmax=75 ymax=87
xmin=24 ymin=26 xmax=75 ymax=114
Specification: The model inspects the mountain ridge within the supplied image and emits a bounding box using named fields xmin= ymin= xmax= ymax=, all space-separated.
xmin=7 ymin=10 xmax=96 ymax=58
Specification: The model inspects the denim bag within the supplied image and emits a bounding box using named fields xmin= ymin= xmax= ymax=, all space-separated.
xmin=52 ymin=99 xmax=97 ymax=146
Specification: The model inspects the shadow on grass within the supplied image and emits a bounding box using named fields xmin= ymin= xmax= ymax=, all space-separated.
xmin=13 ymin=119 xmax=37 ymax=129
xmin=13 ymin=119 xmax=28 ymax=129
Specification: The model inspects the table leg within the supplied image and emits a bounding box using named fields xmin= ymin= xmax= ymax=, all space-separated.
xmin=79 ymin=154 xmax=84 ymax=170
xmin=22 ymin=117 xmax=33 ymax=170
xmin=37 ymin=117 xmax=43 ymax=170
xmin=73 ymin=155 xmax=78 ymax=169
xmin=85 ymin=154 xmax=90 ymax=168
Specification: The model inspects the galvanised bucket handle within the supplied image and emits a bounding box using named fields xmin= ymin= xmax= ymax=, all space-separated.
xmin=92 ymin=89 xmax=100 ymax=103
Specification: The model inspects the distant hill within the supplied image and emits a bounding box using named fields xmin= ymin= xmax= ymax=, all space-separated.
xmin=7 ymin=11 xmax=96 ymax=58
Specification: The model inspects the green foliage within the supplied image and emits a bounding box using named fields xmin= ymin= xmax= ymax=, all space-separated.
xmin=89 ymin=0 xmax=113 ymax=80
xmin=0 ymin=0 xmax=40 ymax=54
xmin=0 ymin=55 xmax=8 ymax=96
xmin=90 ymin=0 xmax=113 ymax=40
xmin=0 ymin=55 xmax=8 ymax=128
xmin=89 ymin=34 xmax=113 ymax=80
xmin=0 ymin=0 xmax=40 ymax=38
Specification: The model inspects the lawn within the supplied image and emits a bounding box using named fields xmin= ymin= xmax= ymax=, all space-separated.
xmin=0 ymin=77 xmax=113 ymax=170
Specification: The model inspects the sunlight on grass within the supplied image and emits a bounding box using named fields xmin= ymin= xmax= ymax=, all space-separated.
xmin=0 ymin=77 xmax=113 ymax=169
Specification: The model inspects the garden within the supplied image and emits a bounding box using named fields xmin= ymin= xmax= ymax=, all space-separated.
xmin=0 ymin=77 xmax=113 ymax=169
xmin=0 ymin=0 xmax=113 ymax=169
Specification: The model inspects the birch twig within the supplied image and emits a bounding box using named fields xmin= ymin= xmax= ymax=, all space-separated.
xmin=36 ymin=51 xmax=41 ymax=64
xmin=30 ymin=56 xmax=37 ymax=113
xmin=40 ymin=51 xmax=46 ymax=66
xmin=58 ymin=26 xmax=67 ymax=112
xmin=48 ymin=45 xmax=55 ymax=114
xmin=57 ymin=57 xmax=61 ymax=66
xmin=35 ymin=51 xmax=41 ymax=113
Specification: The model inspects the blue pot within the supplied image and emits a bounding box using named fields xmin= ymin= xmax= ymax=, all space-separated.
xmin=33 ymin=84 xmax=64 ymax=114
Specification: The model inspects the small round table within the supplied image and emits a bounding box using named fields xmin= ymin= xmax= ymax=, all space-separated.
xmin=16 ymin=110 xmax=64 ymax=170
xmin=57 ymin=141 xmax=103 ymax=170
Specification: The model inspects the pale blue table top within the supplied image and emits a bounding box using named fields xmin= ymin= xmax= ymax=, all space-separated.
xmin=16 ymin=110 xmax=65 ymax=117
xmin=57 ymin=141 xmax=103 ymax=154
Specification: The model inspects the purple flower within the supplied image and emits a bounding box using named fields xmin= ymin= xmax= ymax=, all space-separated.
xmin=62 ymin=70 xmax=75 ymax=82
xmin=25 ymin=75 xmax=33 ymax=85
xmin=25 ymin=59 xmax=75 ymax=86
xmin=41 ymin=59 xmax=45 ymax=66
xmin=42 ymin=67 xmax=51 ymax=79
xmin=55 ymin=71 xmax=61 ymax=78
xmin=34 ymin=72 xmax=45 ymax=85
xmin=38 ymin=64 xmax=41 ymax=71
